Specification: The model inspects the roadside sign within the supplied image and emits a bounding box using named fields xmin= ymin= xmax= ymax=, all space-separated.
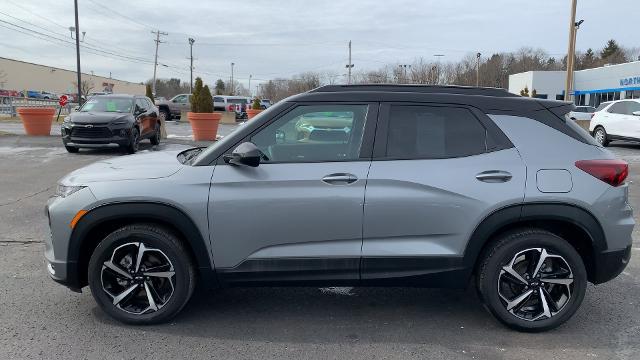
xmin=59 ymin=95 xmax=68 ymax=107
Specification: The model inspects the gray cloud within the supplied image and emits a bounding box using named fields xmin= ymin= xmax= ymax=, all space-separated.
xmin=1 ymin=0 xmax=637 ymax=90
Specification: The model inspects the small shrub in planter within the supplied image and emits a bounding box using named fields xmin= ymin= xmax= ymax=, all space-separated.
xmin=187 ymin=77 xmax=220 ymax=141
xmin=246 ymin=98 xmax=264 ymax=120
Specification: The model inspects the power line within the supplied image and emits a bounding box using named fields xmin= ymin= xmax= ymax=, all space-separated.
xmin=85 ymin=0 xmax=155 ymax=30
xmin=5 ymin=0 xmax=68 ymax=30
xmin=0 ymin=12 xmax=153 ymax=64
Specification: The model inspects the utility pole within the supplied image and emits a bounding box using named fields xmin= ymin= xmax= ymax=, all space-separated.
xmin=564 ymin=0 xmax=577 ymax=102
xmin=345 ymin=40 xmax=354 ymax=84
xmin=230 ymin=62 xmax=235 ymax=95
xmin=73 ymin=0 xmax=81 ymax=104
xmin=476 ymin=52 xmax=481 ymax=87
xmin=188 ymin=37 xmax=195 ymax=92
xmin=151 ymin=30 xmax=168 ymax=95
xmin=248 ymin=74 xmax=252 ymax=97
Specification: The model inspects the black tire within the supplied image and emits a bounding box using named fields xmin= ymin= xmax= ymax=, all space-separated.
xmin=65 ymin=145 xmax=79 ymax=153
xmin=87 ymin=224 xmax=196 ymax=325
xmin=593 ymin=126 xmax=609 ymax=147
xmin=150 ymin=123 xmax=161 ymax=145
xmin=159 ymin=109 xmax=170 ymax=123
xmin=476 ymin=229 xmax=587 ymax=332
xmin=124 ymin=127 xmax=139 ymax=154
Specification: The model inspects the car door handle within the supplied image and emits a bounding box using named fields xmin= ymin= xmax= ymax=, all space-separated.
xmin=476 ymin=170 xmax=512 ymax=183
xmin=322 ymin=173 xmax=357 ymax=185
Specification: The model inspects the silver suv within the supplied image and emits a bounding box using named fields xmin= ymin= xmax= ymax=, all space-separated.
xmin=45 ymin=85 xmax=633 ymax=331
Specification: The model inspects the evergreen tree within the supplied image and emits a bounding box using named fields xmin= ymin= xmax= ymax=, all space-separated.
xmin=214 ymin=79 xmax=225 ymax=95
xmin=601 ymin=39 xmax=620 ymax=59
xmin=531 ymin=89 xmax=537 ymax=98
xmin=190 ymin=77 xmax=203 ymax=113
xmin=145 ymin=84 xmax=154 ymax=104
xmin=199 ymin=85 xmax=214 ymax=113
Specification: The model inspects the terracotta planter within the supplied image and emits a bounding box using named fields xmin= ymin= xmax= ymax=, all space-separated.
xmin=246 ymin=108 xmax=263 ymax=120
xmin=187 ymin=112 xmax=221 ymax=141
xmin=17 ymin=107 xmax=56 ymax=136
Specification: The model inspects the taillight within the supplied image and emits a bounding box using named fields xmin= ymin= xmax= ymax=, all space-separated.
xmin=228 ymin=105 xmax=234 ymax=111
xmin=575 ymin=159 xmax=628 ymax=187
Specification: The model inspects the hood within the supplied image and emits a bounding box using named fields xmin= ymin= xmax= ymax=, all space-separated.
xmin=70 ymin=111 xmax=132 ymax=124
xmin=61 ymin=150 xmax=184 ymax=184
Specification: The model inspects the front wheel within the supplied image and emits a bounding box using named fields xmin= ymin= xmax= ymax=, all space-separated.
xmin=87 ymin=224 xmax=196 ymax=325
xmin=593 ymin=126 xmax=609 ymax=147
xmin=124 ymin=127 xmax=139 ymax=154
xmin=476 ymin=229 xmax=587 ymax=332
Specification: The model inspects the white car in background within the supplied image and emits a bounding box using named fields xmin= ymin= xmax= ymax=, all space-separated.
xmin=589 ymin=99 xmax=640 ymax=146
xmin=568 ymin=105 xmax=596 ymax=121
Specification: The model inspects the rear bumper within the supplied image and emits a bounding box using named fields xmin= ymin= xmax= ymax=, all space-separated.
xmin=592 ymin=245 xmax=632 ymax=284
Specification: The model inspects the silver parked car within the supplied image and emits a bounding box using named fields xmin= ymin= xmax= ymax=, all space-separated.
xmin=45 ymin=85 xmax=633 ymax=331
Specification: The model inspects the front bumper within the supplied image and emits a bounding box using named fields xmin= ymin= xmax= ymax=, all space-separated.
xmin=44 ymin=187 xmax=97 ymax=292
xmin=61 ymin=124 xmax=131 ymax=148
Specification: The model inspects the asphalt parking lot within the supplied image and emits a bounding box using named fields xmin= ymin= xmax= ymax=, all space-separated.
xmin=0 ymin=131 xmax=639 ymax=360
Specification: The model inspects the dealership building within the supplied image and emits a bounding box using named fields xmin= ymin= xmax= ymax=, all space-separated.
xmin=0 ymin=57 xmax=145 ymax=96
xmin=508 ymin=61 xmax=640 ymax=107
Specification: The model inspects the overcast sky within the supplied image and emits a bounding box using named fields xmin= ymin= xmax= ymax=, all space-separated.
xmin=1 ymin=0 xmax=637 ymax=91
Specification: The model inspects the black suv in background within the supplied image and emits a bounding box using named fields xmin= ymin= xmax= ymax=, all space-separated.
xmin=62 ymin=94 xmax=161 ymax=154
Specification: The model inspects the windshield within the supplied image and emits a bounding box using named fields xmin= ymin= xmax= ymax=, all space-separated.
xmin=80 ymin=97 xmax=133 ymax=113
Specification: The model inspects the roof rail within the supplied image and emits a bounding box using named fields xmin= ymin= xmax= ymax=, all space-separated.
xmin=309 ymin=84 xmax=518 ymax=97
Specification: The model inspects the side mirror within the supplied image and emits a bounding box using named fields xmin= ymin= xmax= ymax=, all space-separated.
xmin=633 ymin=111 xmax=640 ymax=117
xmin=223 ymin=142 xmax=268 ymax=167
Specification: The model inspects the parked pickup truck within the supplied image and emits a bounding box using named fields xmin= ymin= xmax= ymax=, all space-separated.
xmin=156 ymin=93 xmax=192 ymax=121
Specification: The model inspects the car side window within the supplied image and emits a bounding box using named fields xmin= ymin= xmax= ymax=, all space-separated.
xmin=626 ymin=101 xmax=640 ymax=115
xmin=250 ymin=104 xmax=368 ymax=163
xmin=386 ymin=105 xmax=487 ymax=159
xmin=134 ymin=99 xmax=146 ymax=114
xmin=174 ymin=95 xmax=187 ymax=103
xmin=608 ymin=102 xmax=627 ymax=115
xmin=213 ymin=97 xmax=223 ymax=102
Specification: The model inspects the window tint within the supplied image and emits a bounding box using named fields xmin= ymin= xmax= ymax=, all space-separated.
xmin=251 ymin=105 xmax=368 ymax=163
xmin=627 ymin=101 xmax=640 ymax=114
xmin=386 ymin=105 xmax=486 ymax=159
xmin=608 ymin=102 xmax=628 ymax=114
xmin=135 ymin=98 xmax=148 ymax=113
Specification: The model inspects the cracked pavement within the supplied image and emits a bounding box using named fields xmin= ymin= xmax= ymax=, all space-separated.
xmin=0 ymin=134 xmax=639 ymax=359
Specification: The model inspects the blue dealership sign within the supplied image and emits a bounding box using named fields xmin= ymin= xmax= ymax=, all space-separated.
xmin=620 ymin=76 xmax=640 ymax=87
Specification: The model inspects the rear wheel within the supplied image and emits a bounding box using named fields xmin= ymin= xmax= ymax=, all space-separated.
xmin=593 ymin=126 xmax=609 ymax=146
xmin=87 ymin=224 xmax=196 ymax=325
xmin=150 ymin=123 xmax=161 ymax=145
xmin=159 ymin=109 xmax=170 ymax=123
xmin=477 ymin=229 xmax=587 ymax=332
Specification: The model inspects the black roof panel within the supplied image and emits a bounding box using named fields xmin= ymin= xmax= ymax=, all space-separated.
xmin=310 ymin=84 xmax=518 ymax=98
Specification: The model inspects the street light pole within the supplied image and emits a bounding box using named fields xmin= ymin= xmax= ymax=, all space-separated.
xmin=73 ymin=0 xmax=81 ymax=104
xmin=564 ymin=0 xmax=578 ymax=101
xmin=230 ymin=62 xmax=235 ymax=95
xmin=476 ymin=52 xmax=481 ymax=87
xmin=188 ymin=38 xmax=195 ymax=93
xmin=248 ymin=74 xmax=252 ymax=97
xmin=345 ymin=40 xmax=354 ymax=84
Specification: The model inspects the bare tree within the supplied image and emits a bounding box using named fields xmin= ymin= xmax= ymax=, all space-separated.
xmin=72 ymin=79 xmax=95 ymax=99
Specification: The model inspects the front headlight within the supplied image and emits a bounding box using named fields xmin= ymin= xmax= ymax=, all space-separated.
xmin=55 ymin=184 xmax=86 ymax=198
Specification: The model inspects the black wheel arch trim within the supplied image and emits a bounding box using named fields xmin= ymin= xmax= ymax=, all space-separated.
xmin=463 ymin=202 xmax=608 ymax=282
xmin=66 ymin=201 xmax=217 ymax=289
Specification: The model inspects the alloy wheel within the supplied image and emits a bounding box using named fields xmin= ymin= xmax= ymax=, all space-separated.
xmin=497 ymin=247 xmax=574 ymax=322
xmin=595 ymin=129 xmax=605 ymax=145
xmin=100 ymin=242 xmax=176 ymax=315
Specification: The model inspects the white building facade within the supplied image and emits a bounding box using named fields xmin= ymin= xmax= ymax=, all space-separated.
xmin=508 ymin=61 xmax=640 ymax=107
